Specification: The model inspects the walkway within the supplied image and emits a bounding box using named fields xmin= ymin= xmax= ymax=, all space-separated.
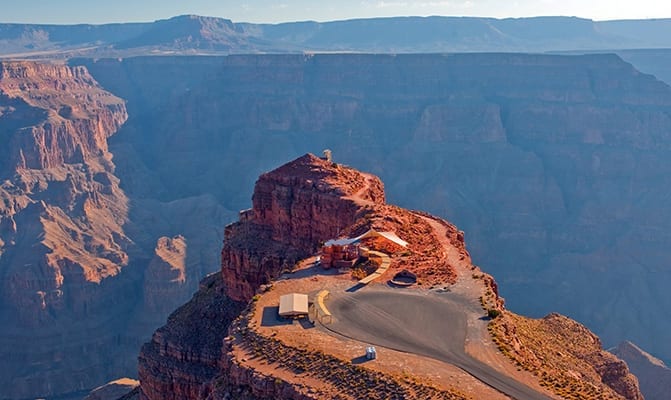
xmin=358 ymin=250 xmax=391 ymax=285
xmin=315 ymin=290 xmax=332 ymax=324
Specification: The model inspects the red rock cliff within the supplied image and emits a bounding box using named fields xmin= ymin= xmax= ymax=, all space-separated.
xmin=0 ymin=61 xmax=134 ymax=399
xmin=221 ymin=153 xmax=384 ymax=301
xmin=139 ymin=154 xmax=386 ymax=399
xmin=0 ymin=62 xmax=126 ymax=170
xmin=1 ymin=60 xmax=243 ymax=399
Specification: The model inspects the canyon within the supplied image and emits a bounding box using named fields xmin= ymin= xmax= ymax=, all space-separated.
xmin=0 ymin=61 xmax=234 ymax=398
xmin=79 ymin=53 xmax=671 ymax=364
xmin=2 ymin=51 xmax=671 ymax=398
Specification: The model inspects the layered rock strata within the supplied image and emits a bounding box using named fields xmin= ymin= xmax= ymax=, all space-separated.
xmin=0 ymin=61 xmax=136 ymax=398
xmin=222 ymin=153 xmax=385 ymax=302
xmin=0 ymin=61 xmax=228 ymax=399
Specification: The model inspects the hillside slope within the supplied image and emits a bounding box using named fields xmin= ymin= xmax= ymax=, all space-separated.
xmin=611 ymin=341 xmax=671 ymax=400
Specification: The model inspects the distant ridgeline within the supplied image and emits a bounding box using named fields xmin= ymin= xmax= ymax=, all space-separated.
xmin=4 ymin=15 xmax=671 ymax=57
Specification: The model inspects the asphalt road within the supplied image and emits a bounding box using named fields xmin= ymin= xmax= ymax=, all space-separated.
xmin=326 ymin=288 xmax=552 ymax=400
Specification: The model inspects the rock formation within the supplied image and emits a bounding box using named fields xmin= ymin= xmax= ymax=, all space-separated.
xmin=142 ymin=236 xmax=189 ymax=315
xmin=222 ymin=153 xmax=385 ymax=302
xmin=138 ymin=154 xmax=642 ymax=400
xmin=0 ymin=61 xmax=231 ymax=399
xmin=611 ymin=341 xmax=671 ymax=400
xmin=491 ymin=313 xmax=642 ymax=400
xmin=0 ymin=61 xmax=137 ymax=399
xmin=1 ymin=51 xmax=668 ymax=399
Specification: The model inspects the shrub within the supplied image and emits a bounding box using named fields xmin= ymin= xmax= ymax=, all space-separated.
xmin=487 ymin=309 xmax=501 ymax=319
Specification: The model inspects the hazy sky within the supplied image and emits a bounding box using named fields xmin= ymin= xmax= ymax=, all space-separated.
xmin=3 ymin=0 xmax=671 ymax=24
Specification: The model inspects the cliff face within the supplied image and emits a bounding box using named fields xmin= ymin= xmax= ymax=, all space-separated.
xmin=0 ymin=61 xmax=135 ymax=398
xmin=611 ymin=341 xmax=671 ymax=400
xmin=140 ymin=155 xmax=385 ymax=399
xmin=0 ymin=62 xmax=127 ymax=170
xmin=0 ymin=61 xmax=231 ymax=399
xmin=138 ymin=273 xmax=244 ymax=400
xmin=81 ymin=53 xmax=671 ymax=365
xmin=222 ymin=154 xmax=384 ymax=301
xmin=0 ymin=61 xmax=132 ymax=317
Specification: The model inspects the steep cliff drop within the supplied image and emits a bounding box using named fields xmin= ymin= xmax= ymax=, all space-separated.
xmin=138 ymin=154 xmax=642 ymax=400
xmin=0 ymin=60 xmax=237 ymax=399
xmin=0 ymin=61 xmax=136 ymax=398
xmin=611 ymin=341 xmax=671 ymax=400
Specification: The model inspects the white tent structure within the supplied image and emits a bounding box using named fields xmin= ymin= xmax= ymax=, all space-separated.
xmin=278 ymin=293 xmax=309 ymax=317
xmin=324 ymin=229 xmax=408 ymax=248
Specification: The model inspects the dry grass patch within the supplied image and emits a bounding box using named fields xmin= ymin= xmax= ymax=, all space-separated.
xmin=489 ymin=312 xmax=640 ymax=400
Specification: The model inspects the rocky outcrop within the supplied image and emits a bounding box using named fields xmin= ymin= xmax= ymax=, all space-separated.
xmin=138 ymin=154 xmax=433 ymax=399
xmin=490 ymin=312 xmax=642 ymax=400
xmin=138 ymin=271 xmax=244 ymax=400
xmin=611 ymin=341 xmax=671 ymax=400
xmin=142 ymin=236 xmax=188 ymax=315
xmin=222 ymin=153 xmax=384 ymax=302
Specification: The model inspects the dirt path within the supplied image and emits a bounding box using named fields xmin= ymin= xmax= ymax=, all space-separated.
xmin=344 ymin=172 xmax=377 ymax=206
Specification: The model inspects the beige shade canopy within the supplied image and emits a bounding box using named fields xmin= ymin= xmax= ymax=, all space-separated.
xmin=279 ymin=293 xmax=309 ymax=317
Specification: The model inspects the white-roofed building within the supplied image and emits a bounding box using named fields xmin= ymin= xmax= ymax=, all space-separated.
xmin=321 ymin=229 xmax=409 ymax=269
xmin=324 ymin=229 xmax=408 ymax=248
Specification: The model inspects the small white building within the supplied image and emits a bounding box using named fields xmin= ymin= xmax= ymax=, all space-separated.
xmin=278 ymin=293 xmax=309 ymax=318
